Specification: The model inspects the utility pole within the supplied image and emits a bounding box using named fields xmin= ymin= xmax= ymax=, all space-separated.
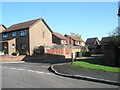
xmin=118 ymin=1 xmax=120 ymax=28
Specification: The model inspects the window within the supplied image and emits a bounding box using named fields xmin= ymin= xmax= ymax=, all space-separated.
xmin=12 ymin=44 xmax=15 ymax=48
xmin=3 ymin=33 xmax=8 ymax=38
xmin=43 ymin=31 xmax=44 ymax=38
xmin=20 ymin=30 xmax=27 ymax=36
xmin=12 ymin=32 xmax=16 ymax=37
xmin=61 ymin=40 xmax=64 ymax=44
xmin=20 ymin=43 xmax=27 ymax=49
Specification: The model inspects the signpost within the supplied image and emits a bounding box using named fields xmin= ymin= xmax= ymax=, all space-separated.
xmin=71 ymin=52 xmax=75 ymax=62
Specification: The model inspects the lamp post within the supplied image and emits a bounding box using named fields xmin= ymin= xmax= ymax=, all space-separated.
xmin=118 ymin=1 xmax=120 ymax=28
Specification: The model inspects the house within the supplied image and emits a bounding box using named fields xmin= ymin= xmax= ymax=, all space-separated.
xmin=52 ymin=32 xmax=67 ymax=45
xmin=85 ymin=37 xmax=101 ymax=53
xmin=0 ymin=24 xmax=7 ymax=32
xmin=1 ymin=18 xmax=53 ymax=55
xmin=0 ymin=24 xmax=7 ymax=52
xmin=101 ymin=37 xmax=112 ymax=49
xmin=64 ymin=34 xmax=85 ymax=46
xmin=0 ymin=24 xmax=7 ymax=40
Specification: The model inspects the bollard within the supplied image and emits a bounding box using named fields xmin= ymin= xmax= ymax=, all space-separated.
xmin=71 ymin=53 xmax=75 ymax=62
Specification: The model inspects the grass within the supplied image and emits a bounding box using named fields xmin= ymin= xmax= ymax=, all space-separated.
xmin=77 ymin=57 xmax=105 ymax=65
xmin=71 ymin=61 xmax=120 ymax=73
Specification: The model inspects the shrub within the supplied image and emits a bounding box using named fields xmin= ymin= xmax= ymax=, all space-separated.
xmin=12 ymin=51 xmax=19 ymax=56
xmin=76 ymin=51 xmax=91 ymax=57
xmin=83 ymin=52 xmax=91 ymax=57
xmin=76 ymin=52 xmax=83 ymax=57
xmin=26 ymin=50 xmax=29 ymax=55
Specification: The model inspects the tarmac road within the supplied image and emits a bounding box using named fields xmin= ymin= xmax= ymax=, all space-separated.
xmin=1 ymin=62 xmax=119 ymax=88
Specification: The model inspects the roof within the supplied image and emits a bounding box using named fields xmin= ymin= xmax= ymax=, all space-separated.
xmin=86 ymin=37 xmax=99 ymax=44
xmin=101 ymin=37 xmax=112 ymax=43
xmin=0 ymin=24 xmax=7 ymax=29
xmin=2 ymin=18 xmax=53 ymax=33
xmin=65 ymin=34 xmax=80 ymax=41
xmin=53 ymin=32 xmax=67 ymax=40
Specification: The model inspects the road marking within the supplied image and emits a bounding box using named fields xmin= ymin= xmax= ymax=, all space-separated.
xmin=18 ymin=68 xmax=25 ymax=71
xmin=10 ymin=68 xmax=17 ymax=70
xmin=2 ymin=66 xmax=54 ymax=75
xmin=35 ymin=71 xmax=44 ymax=74
xmin=27 ymin=70 xmax=35 ymax=72
xmin=40 ymin=66 xmax=49 ymax=68
xmin=45 ymin=73 xmax=54 ymax=75
xmin=3 ymin=67 xmax=8 ymax=69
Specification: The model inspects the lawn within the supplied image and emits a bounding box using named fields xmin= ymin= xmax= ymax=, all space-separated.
xmin=71 ymin=61 xmax=120 ymax=73
xmin=77 ymin=56 xmax=105 ymax=65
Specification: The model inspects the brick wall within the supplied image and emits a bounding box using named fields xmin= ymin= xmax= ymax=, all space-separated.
xmin=0 ymin=54 xmax=65 ymax=61
xmin=45 ymin=48 xmax=82 ymax=58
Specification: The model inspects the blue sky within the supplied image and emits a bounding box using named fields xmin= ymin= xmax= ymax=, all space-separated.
xmin=2 ymin=2 xmax=118 ymax=41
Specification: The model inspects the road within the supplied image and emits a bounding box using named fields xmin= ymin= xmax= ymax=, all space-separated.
xmin=1 ymin=60 xmax=119 ymax=88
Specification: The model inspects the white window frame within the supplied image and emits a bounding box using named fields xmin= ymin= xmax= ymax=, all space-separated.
xmin=12 ymin=32 xmax=16 ymax=37
xmin=3 ymin=33 xmax=8 ymax=38
xmin=20 ymin=30 xmax=27 ymax=36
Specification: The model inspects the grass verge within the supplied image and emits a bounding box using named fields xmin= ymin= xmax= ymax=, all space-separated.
xmin=71 ymin=61 xmax=120 ymax=72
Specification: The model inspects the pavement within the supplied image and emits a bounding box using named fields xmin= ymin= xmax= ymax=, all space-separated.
xmin=0 ymin=60 xmax=25 ymax=63
xmin=51 ymin=63 xmax=120 ymax=86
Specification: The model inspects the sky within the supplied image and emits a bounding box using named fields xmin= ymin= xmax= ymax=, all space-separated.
xmin=1 ymin=2 xmax=118 ymax=41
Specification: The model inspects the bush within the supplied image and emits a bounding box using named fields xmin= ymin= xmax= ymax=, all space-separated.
xmin=76 ymin=51 xmax=91 ymax=57
xmin=76 ymin=52 xmax=83 ymax=57
xmin=12 ymin=51 xmax=19 ymax=56
xmin=83 ymin=52 xmax=91 ymax=57
xmin=33 ymin=46 xmax=44 ymax=55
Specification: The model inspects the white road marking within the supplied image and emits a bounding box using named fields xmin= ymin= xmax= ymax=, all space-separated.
xmin=2 ymin=66 xmax=54 ymax=75
xmin=35 ymin=71 xmax=44 ymax=74
xmin=27 ymin=70 xmax=35 ymax=72
xmin=40 ymin=66 xmax=49 ymax=68
xmin=18 ymin=68 xmax=25 ymax=71
xmin=3 ymin=67 xmax=8 ymax=69
xmin=45 ymin=73 xmax=54 ymax=75
xmin=10 ymin=68 xmax=17 ymax=70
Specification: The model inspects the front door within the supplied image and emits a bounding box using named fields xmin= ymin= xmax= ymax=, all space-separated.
xmin=3 ymin=42 xmax=8 ymax=54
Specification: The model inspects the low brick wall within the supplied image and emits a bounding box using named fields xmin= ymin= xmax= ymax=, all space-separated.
xmin=0 ymin=54 xmax=65 ymax=61
xmin=45 ymin=48 xmax=82 ymax=58
xmin=0 ymin=55 xmax=26 ymax=61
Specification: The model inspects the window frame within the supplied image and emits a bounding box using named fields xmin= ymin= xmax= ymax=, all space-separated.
xmin=20 ymin=43 xmax=27 ymax=50
xmin=12 ymin=32 xmax=16 ymax=37
xmin=20 ymin=30 xmax=27 ymax=37
xmin=2 ymin=33 xmax=8 ymax=38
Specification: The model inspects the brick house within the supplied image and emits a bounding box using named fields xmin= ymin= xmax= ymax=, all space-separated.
xmin=0 ymin=24 xmax=7 ymax=52
xmin=1 ymin=18 xmax=53 ymax=55
xmin=0 ymin=24 xmax=7 ymax=32
xmin=64 ymin=34 xmax=85 ymax=46
xmin=52 ymin=32 xmax=67 ymax=45
xmin=85 ymin=37 xmax=101 ymax=53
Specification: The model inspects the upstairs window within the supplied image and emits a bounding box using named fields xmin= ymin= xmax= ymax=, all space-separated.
xmin=43 ymin=31 xmax=45 ymax=38
xmin=12 ymin=32 xmax=16 ymax=37
xmin=3 ymin=33 xmax=8 ymax=38
xmin=20 ymin=30 xmax=27 ymax=36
